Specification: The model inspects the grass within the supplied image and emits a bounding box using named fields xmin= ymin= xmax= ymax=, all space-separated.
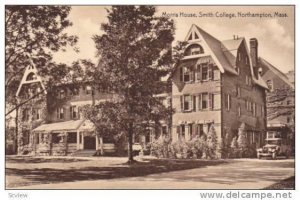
xmin=264 ymin=176 xmax=295 ymax=190
xmin=6 ymin=156 xmax=226 ymax=188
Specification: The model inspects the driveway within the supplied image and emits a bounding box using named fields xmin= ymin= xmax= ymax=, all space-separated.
xmin=8 ymin=157 xmax=294 ymax=189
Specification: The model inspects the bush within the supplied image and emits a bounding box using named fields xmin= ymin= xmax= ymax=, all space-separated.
xmin=149 ymin=135 xmax=209 ymax=159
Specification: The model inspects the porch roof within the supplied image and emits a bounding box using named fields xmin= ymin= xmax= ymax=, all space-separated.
xmin=33 ymin=120 xmax=85 ymax=132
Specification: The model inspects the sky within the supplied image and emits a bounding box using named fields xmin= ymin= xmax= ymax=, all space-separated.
xmin=53 ymin=5 xmax=295 ymax=73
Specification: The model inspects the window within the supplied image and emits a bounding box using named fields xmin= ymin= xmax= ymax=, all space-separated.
xmin=70 ymin=106 xmax=78 ymax=119
xmin=183 ymin=95 xmax=192 ymax=111
xmin=196 ymin=124 xmax=204 ymax=136
xmin=236 ymin=86 xmax=241 ymax=97
xmin=22 ymin=108 xmax=30 ymax=121
xmin=57 ymin=107 xmax=64 ymax=119
xmin=196 ymin=64 xmax=201 ymax=81
xmin=245 ymin=56 xmax=248 ymax=64
xmin=52 ymin=133 xmax=61 ymax=144
xmin=162 ymin=126 xmax=168 ymax=136
xmin=86 ymin=86 xmax=92 ymax=94
xmin=238 ymin=106 xmax=241 ymax=116
xmin=238 ymin=52 xmax=241 ymax=61
xmin=246 ymin=75 xmax=249 ymax=85
xmin=183 ymin=67 xmax=191 ymax=82
xmin=184 ymin=44 xmax=204 ymax=56
xmin=202 ymin=65 xmax=208 ymax=80
xmin=33 ymin=108 xmax=41 ymax=120
xmin=253 ymin=102 xmax=256 ymax=116
xmin=237 ymin=67 xmax=240 ymax=75
xmin=67 ymin=132 xmax=77 ymax=143
xmin=225 ymin=94 xmax=231 ymax=110
xmin=201 ymin=93 xmax=208 ymax=110
xmin=261 ymin=105 xmax=264 ymax=116
xmin=36 ymin=133 xmax=40 ymax=144
xmin=58 ymin=89 xmax=66 ymax=99
xmin=177 ymin=125 xmax=185 ymax=139
xmin=26 ymin=72 xmax=37 ymax=81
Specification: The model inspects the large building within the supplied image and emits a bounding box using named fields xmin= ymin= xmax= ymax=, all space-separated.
xmin=259 ymin=57 xmax=295 ymax=148
xmin=171 ymin=25 xmax=268 ymax=153
xmin=15 ymin=62 xmax=171 ymax=156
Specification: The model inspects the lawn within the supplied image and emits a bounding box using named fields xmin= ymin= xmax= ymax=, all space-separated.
xmin=6 ymin=156 xmax=227 ymax=188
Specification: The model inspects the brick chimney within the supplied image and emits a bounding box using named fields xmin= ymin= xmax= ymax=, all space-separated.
xmin=250 ymin=38 xmax=258 ymax=67
xmin=250 ymin=38 xmax=259 ymax=78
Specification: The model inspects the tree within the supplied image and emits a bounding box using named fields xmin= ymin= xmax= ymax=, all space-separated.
xmin=237 ymin=123 xmax=248 ymax=149
xmin=5 ymin=6 xmax=78 ymax=153
xmin=84 ymin=6 xmax=175 ymax=163
xmin=206 ymin=124 xmax=218 ymax=159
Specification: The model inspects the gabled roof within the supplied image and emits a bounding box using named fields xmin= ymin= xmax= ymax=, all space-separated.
xmin=16 ymin=62 xmax=47 ymax=97
xmin=222 ymin=38 xmax=244 ymax=51
xmin=221 ymin=38 xmax=244 ymax=67
xmin=259 ymin=57 xmax=294 ymax=89
xmin=195 ymin=25 xmax=237 ymax=75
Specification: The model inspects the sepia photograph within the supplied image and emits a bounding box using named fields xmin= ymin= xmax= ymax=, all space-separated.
xmin=4 ymin=5 xmax=295 ymax=191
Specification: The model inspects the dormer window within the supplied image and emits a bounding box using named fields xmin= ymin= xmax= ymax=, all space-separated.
xmin=26 ymin=72 xmax=37 ymax=81
xmin=184 ymin=44 xmax=204 ymax=56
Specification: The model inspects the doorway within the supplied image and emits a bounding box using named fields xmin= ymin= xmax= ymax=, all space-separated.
xmin=84 ymin=136 xmax=96 ymax=150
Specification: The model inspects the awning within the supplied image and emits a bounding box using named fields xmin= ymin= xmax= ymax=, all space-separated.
xmin=33 ymin=120 xmax=85 ymax=132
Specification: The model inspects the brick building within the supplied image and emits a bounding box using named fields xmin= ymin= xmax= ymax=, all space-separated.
xmin=171 ymin=24 xmax=268 ymax=151
xmin=15 ymin=62 xmax=171 ymax=156
xmin=259 ymin=57 xmax=294 ymax=147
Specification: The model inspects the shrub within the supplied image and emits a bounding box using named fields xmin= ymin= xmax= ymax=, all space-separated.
xmin=205 ymin=125 xmax=218 ymax=159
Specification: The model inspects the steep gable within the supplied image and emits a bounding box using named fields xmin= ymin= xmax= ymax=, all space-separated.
xmin=16 ymin=62 xmax=47 ymax=97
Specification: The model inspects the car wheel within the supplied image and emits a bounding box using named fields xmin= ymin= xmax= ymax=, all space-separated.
xmin=272 ymin=152 xmax=277 ymax=160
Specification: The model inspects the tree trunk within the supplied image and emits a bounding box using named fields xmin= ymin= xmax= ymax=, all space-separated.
xmin=13 ymin=106 xmax=19 ymax=155
xmin=127 ymin=122 xmax=135 ymax=164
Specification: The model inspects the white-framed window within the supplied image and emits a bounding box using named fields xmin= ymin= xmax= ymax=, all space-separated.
xmin=237 ymin=67 xmax=240 ymax=75
xmin=184 ymin=95 xmax=192 ymax=111
xmin=70 ymin=106 xmax=78 ymax=119
xmin=238 ymin=52 xmax=241 ymax=61
xmin=238 ymin=105 xmax=241 ymax=116
xmin=245 ymin=56 xmax=248 ymax=64
xmin=253 ymin=102 xmax=256 ymax=116
xmin=180 ymin=95 xmax=195 ymax=112
xmin=57 ymin=107 xmax=64 ymax=119
xmin=183 ymin=67 xmax=191 ymax=82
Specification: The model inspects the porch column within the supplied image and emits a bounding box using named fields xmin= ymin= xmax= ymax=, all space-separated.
xmin=99 ymin=136 xmax=104 ymax=155
xmin=81 ymin=132 xmax=84 ymax=149
xmin=96 ymin=133 xmax=99 ymax=150
xmin=76 ymin=130 xmax=80 ymax=150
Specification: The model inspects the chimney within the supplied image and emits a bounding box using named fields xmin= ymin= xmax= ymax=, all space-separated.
xmin=250 ymin=38 xmax=258 ymax=68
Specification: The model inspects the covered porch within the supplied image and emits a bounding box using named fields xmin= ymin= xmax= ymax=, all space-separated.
xmin=32 ymin=120 xmax=115 ymax=156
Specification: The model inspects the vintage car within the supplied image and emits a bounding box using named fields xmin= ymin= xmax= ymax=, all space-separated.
xmin=257 ymin=138 xmax=291 ymax=159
